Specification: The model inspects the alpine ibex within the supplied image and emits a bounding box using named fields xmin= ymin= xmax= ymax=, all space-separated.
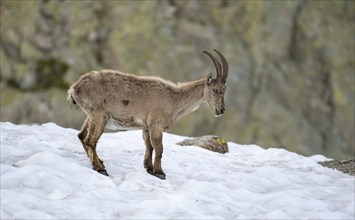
xmin=67 ymin=49 xmax=229 ymax=179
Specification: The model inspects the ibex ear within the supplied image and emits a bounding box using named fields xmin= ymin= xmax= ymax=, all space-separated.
xmin=206 ymin=73 xmax=213 ymax=85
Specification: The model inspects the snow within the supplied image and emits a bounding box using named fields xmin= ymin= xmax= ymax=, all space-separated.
xmin=0 ymin=122 xmax=354 ymax=219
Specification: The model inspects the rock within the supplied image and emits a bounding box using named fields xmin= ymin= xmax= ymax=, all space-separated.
xmin=176 ymin=136 xmax=229 ymax=154
xmin=318 ymin=159 xmax=355 ymax=176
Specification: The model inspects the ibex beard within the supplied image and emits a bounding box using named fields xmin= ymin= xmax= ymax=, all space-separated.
xmin=67 ymin=49 xmax=229 ymax=180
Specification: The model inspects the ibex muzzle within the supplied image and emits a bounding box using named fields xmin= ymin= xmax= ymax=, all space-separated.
xmin=67 ymin=49 xmax=229 ymax=179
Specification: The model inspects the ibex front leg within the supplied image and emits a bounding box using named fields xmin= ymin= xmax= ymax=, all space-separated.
xmin=142 ymin=130 xmax=153 ymax=173
xmin=148 ymin=126 xmax=165 ymax=180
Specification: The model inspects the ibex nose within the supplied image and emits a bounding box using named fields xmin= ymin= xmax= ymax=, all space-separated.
xmin=218 ymin=107 xmax=225 ymax=116
xmin=214 ymin=107 xmax=225 ymax=117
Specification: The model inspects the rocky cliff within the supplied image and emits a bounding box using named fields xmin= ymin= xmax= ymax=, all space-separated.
xmin=1 ymin=0 xmax=354 ymax=159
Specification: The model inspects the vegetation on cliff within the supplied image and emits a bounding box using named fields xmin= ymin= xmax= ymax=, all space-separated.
xmin=0 ymin=0 xmax=354 ymax=159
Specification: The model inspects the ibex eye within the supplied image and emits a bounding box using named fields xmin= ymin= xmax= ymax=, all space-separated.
xmin=213 ymin=89 xmax=219 ymax=94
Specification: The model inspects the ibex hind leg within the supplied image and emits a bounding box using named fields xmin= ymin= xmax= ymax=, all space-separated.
xmin=84 ymin=115 xmax=109 ymax=176
xmin=78 ymin=117 xmax=89 ymax=156
xmin=78 ymin=116 xmax=105 ymax=167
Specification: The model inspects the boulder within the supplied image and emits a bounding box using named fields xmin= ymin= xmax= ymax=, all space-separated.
xmin=177 ymin=136 xmax=229 ymax=154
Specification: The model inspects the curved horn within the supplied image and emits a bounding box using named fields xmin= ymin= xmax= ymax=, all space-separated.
xmin=213 ymin=49 xmax=228 ymax=83
xmin=203 ymin=50 xmax=222 ymax=82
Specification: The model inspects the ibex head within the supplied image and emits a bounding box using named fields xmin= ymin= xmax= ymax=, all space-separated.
xmin=203 ymin=49 xmax=229 ymax=117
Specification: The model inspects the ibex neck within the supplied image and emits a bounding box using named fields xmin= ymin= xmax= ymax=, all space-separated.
xmin=174 ymin=78 xmax=206 ymax=121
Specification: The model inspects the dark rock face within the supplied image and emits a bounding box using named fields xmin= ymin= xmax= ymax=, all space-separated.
xmin=0 ymin=1 xmax=354 ymax=159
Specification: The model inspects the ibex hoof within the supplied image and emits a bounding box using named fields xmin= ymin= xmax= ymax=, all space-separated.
xmin=97 ymin=169 xmax=109 ymax=176
xmin=147 ymin=170 xmax=166 ymax=180
xmin=154 ymin=173 xmax=166 ymax=180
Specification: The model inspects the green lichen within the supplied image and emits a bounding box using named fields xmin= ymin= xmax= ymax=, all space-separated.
xmin=216 ymin=137 xmax=226 ymax=145
xmin=35 ymin=57 xmax=69 ymax=89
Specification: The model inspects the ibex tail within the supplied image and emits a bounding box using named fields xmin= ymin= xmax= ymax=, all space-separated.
xmin=67 ymin=87 xmax=77 ymax=105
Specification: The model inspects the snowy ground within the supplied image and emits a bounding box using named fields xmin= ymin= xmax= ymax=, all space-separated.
xmin=0 ymin=122 xmax=354 ymax=219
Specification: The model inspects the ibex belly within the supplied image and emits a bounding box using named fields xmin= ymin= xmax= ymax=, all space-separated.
xmin=106 ymin=116 xmax=144 ymax=131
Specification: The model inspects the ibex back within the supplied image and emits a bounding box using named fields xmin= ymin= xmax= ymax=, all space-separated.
xmin=67 ymin=49 xmax=229 ymax=179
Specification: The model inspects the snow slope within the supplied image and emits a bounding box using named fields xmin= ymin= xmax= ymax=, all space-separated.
xmin=0 ymin=122 xmax=354 ymax=219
